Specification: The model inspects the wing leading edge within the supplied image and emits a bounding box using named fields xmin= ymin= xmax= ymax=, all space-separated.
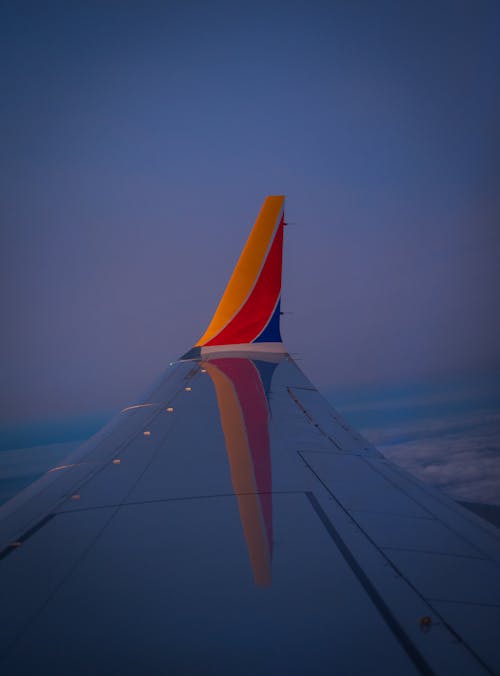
xmin=1 ymin=198 xmax=500 ymax=675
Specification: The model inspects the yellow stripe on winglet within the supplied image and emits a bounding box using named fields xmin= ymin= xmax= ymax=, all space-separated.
xmin=195 ymin=195 xmax=285 ymax=346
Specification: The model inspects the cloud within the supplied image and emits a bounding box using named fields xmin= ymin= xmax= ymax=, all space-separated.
xmin=361 ymin=410 xmax=500 ymax=505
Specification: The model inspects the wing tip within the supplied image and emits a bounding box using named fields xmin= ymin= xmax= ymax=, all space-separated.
xmin=189 ymin=196 xmax=286 ymax=353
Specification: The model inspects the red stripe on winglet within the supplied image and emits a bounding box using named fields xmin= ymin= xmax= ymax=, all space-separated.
xmin=205 ymin=217 xmax=284 ymax=346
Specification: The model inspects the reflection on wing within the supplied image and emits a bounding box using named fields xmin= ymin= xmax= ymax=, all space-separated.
xmin=203 ymin=357 xmax=278 ymax=586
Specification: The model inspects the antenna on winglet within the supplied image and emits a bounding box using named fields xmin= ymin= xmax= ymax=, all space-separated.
xmin=181 ymin=196 xmax=287 ymax=360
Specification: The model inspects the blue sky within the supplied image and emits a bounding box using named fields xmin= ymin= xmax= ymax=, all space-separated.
xmin=1 ymin=2 xmax=499 ymax=501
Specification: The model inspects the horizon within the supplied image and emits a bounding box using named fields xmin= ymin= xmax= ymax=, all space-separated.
xmin=2 ymin=367 xmax=499 ymax=509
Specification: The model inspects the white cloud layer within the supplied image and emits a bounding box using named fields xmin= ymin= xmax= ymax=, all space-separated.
xmin=362 ymin=410 xmax=500 ymax=505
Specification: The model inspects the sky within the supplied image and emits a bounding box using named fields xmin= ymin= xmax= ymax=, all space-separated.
xmin=1 ymin=1 xmax=500 ymax=431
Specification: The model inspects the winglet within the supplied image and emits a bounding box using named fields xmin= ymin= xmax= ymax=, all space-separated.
xmin=182 ymin=196 xmax=286 ymax=359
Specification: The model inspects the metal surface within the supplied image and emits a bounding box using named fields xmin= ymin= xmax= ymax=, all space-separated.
xmin=1 ymin=354 xmax=500 ymax=675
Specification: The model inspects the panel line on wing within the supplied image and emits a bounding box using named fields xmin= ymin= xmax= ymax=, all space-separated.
xmin=374 ymin=459 xmax=500 ymax=548
xmin=362 ymin=456 xmax=494 ymax=561
xmin=299 ymin=453 xmax=497 ymax=676
xmin=305 ymin=491 xmax=435 ymax=676
xmin=382 ymin=546 xmax=487 ymax=561
xmin=55 ymin=491 xmax=303 ymax=515
xmin=287 ymin=387 xmax=343 ymax=450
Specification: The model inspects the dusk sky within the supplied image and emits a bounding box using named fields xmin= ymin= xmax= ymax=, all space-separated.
xmin=1 ymin=1 xmax=499 ymax=432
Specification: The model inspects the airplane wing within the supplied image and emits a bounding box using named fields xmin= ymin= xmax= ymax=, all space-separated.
xmin=1 ymin=196 xmax=500 ymax=676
